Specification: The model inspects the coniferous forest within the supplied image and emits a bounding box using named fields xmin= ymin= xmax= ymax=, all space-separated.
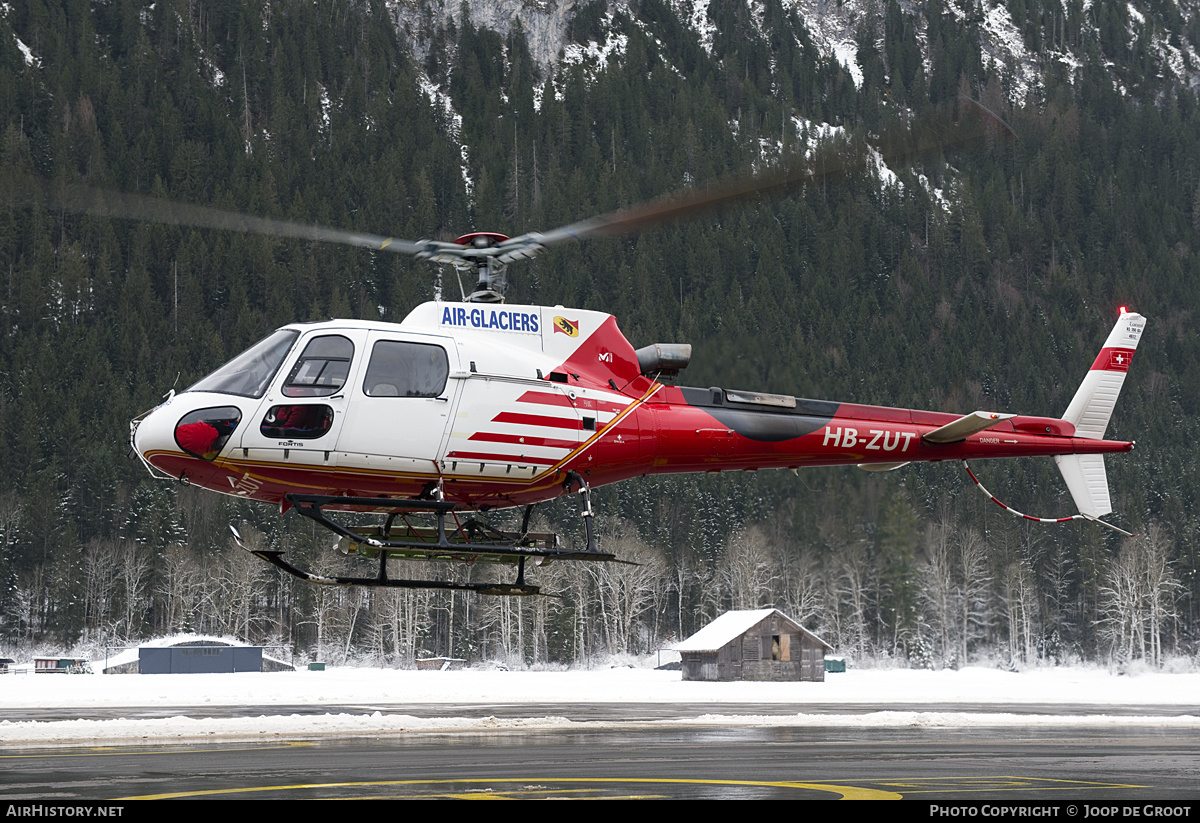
xmin=1 ymin=0 xmax=1199 ymax=669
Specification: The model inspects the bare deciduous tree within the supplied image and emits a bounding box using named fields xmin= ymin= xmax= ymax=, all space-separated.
xmin=957 ymin=528 xmax=991 ymax=665
xmin=118 ymin=539 xmax=152 ymax=639
xmin=720 ymin=525 xmax=777 ymax=610
xmin=1001 ymin=559 xmax=1039 ymax=667
xmin=836 ymin=544 xmax=873 ymax=660
xmin=589 ymin=520 xmax=665 ymax=655
xmin=1099 ymin=524 xmax=1181 ymax=667
xmin=82 ymin=538 xmax=118 ymax=640
xmin=157 ymin=542 xmax=201 ymax=635
xmin=369 ymin=587 xmax=433 ymax=665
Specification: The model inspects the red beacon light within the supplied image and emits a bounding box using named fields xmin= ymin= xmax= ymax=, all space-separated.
xmin=1119 ymin=306 xmax=1128 ymax=314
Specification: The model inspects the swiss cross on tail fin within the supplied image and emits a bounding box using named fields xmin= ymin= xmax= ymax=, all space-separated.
xmin=1054 ymin=308 xmax=1146 ymax=528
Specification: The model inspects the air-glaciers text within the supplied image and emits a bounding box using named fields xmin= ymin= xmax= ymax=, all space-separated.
xmin=441 ymin=307 xmax=540 ymax=334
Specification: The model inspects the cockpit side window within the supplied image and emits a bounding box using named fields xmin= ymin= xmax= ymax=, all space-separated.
xmin=282 ymin=335 xmax=354 ymax=397
xmin=188 ymin=329 xmax=299 ymax=399
xmin=363 ymin=341 xmax=449 ymax=398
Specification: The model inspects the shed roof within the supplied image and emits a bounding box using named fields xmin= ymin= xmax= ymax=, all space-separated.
xmin=674 ymin=608 xmax=833 ymax=652
xmin=674 ymin=609 xmax=776 ymax=652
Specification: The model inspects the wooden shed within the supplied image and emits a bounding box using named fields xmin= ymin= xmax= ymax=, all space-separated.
xmin=675 ymin=608 xmax=832 ymax=682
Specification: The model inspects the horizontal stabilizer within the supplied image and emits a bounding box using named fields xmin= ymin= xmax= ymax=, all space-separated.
xmin=923 ymin=411 xmax=1016 ymax=444
xmin=1054 ymin=454 xmax=1112 ymax=519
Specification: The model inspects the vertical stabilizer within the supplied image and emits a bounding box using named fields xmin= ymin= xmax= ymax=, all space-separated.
xmin=1055 ymin=310 xmax=1145 ymax=521
xmin=1054 ymin=452 xmax=1112 ymax=518
xmin=1061 ymin=310 xmax=1145 ymax=438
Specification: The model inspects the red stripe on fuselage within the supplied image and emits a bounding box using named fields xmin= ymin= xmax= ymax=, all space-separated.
xmin=468 ymin=431 xmax=577 ymax=450
xmin=515 ymin=390 xmax=574 ymax=408
xmin=515 ymin=390 xmax=628 ymax=415
xmin=445 ymin=450 xmax=559 ymax=465
xmin=574 ymin=397 xmax=629 ymax=414
xmin=492 ymin=412 xmax=583 ymax=430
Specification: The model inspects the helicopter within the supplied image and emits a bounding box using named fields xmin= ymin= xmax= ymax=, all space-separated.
xmin=112 ymin=101 xmax=1146 ymax=596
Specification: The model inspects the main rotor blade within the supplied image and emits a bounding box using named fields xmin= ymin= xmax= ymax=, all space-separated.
xmin=40 ymin=181 xmax=428 ymax=256
xmin=8 ymin=96 xmax=1013 ymax=282
xmin=511 ymin=96 xmax=1014 ymax=252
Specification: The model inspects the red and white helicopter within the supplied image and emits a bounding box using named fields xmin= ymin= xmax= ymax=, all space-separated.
xmin=117 ymin=106 xmax=1144 ymax=596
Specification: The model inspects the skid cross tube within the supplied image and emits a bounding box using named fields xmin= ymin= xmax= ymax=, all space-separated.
xmin=283 ymin=494 xmax=615 ymax=561
xmin=229 ymin=523 xmax=542 ymax=595
xmin=250 ymin=547 xmax=541 ymax=595
xmin=231 ymin=495 xmax=617 ymax=595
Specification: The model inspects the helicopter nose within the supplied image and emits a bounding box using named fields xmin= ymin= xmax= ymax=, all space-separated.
xmin=130 ymin=401 xmax=180 ymax=472
xmin=132 ymin=398 xmax=247 ymax=474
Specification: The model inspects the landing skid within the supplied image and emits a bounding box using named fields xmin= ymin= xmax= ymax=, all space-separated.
xmin=230 ymin=491 xmax=614 ymax=595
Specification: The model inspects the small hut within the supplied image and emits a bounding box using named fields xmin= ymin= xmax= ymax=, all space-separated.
xmin=675 ymin=608 xmax=832 ymax=682
xmin=101 ymin=637 xmax=294 ymax=674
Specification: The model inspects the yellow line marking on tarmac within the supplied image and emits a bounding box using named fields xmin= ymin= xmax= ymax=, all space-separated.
xmin=120 ymin=777 xmax=901 ymax=800
xmin=877 ymin=776 xmax=1147 ymax=793
xmin=340 ymin=789 xmax=668 ymax=800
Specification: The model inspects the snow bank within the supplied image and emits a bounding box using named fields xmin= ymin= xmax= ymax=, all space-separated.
xmin=3 ymin=665 xmax=1198 ymax=746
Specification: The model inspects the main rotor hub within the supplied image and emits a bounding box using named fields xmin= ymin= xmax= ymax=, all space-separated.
xmin=454 ymin=233 xmax=511 ymax=303
xmin=454 ymin=232 xmax=510 ymax=248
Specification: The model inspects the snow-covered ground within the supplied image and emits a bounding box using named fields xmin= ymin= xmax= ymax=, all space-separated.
xmin=2 ymin=664 xmax=1198 ymax=747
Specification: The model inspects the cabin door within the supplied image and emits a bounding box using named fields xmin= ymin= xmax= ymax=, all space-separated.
xmin=334 ymin=332 xmax=459 ymax=476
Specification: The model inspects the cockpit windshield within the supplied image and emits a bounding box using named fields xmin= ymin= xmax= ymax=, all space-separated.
xmin=187 ymin=329 xmax=300 ymax=398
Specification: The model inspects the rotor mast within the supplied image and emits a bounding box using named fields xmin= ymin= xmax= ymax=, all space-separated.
xmin=417 ymin=232 xmax=520 ymax=303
